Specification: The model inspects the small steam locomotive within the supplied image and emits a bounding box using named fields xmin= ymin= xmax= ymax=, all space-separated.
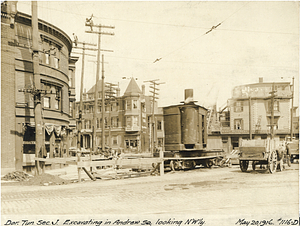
xmin=160 ymin=89 xmax=223 ymax=170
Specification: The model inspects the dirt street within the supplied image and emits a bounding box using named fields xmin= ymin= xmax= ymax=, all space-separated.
xmin=1 ymin=164 xmax=299 ymax=225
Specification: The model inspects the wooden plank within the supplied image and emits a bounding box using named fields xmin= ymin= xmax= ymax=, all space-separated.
xmin=82 ymin=167 xmax=96 ymax=181
xmin=34 ymin=157 xmax=71 ymax=164
xmin=77 ymin=158 xmax=162 ymax=168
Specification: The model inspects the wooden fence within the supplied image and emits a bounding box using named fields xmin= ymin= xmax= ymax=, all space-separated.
xmin=35 ymin=150 xmax=164 ymax=182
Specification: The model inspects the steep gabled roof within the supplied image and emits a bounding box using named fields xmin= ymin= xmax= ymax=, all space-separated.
xmin=124 ymin=78 xmax=142 ymax=95
xmin=87 ymin=80 xmax=108 ymax=94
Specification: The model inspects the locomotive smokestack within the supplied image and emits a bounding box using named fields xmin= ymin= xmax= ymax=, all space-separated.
xmin=184 ymin=89 xmax=194 ymax=104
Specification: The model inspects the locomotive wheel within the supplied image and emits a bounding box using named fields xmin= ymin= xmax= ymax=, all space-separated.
xmin=252 ymin=161 xmax=257 ymax=171
xmin=268 ymin=150 xmax=277 ymax=174
xmin=205 ymin=159 xmax=214 ymax=168
xmin=170 ymin=160 xmax=181 ymax=171
xmin=240 ymin=160 xmax=249 ymax=172
xmin=170 ymin=161 xmax=181 ymax=171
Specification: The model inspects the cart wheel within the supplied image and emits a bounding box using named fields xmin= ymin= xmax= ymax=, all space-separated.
xmin=240 ymin=160 xmax=249 ymax=172
xmin=252 ymin=161 xmax=257 ymax=171
xmin=268 ymin=150 xmax=277 ymax=174
xmin=277 ymin=158 xmax=284 ymax=171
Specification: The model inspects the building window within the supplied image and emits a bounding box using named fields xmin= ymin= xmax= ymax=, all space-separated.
xmin=112 ymin=102 xmax=118 ymax=111
xmin=54 ymin=87 xmax=61 ymax=110
xmin=105 ymin=104 xmax=109 ymax=112
xmin=54 ymin=57 xmax=59 ymax=69
xmin=104 ymin=117 xmax=108 ymax=128
xmin=125 ymin=140 xmax=138 ymax=148
xmin=268 ymin=100 xmax=279 ymax=112
xmin=111 ymin=117 xmax=118 ymax=128
xmin=44 ymin=97 xmax=50 ymax=108
xmin=126 ymin=99 xmax=131 ymax=110
xmin=98 ymin=105 xmax=101 ymax=113
xmin=45 ymin=53 xmax=50 ymax=64
xmin=157 ymin=138 xmax=163 ymax=147
xmin=133 ymin=116 xmax=139 ymax=127
xmin=112 ymin=136 xmax=118 ymax=145
xmin=85 ymin=120 xmax=91 ymax=129
xmin=96 ymin=119 xmax=100 ymax=129
xmin=133 ymin=100 xmax=138 ymax=109
xmin=234 ymin=119 xmax=243 ymax=130
xmin=69 ymin=102 xmax=73 ymax=117
xmin=126 ymin=116 xmax=132 ymax=128
xmin=88 ymin=105 xmax=93 ymax=113
xmin=157 ymin=120 xmax=162 ymax=131
xmin=141 ymin=102 xmax=146 ymax=112
xmin=234 ymin=101 xmax=243 ymax=112
xmin=130 ymin=140 xmax=137 ymax=147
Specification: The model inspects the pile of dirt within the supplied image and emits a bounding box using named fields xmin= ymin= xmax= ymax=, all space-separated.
xmin=20 ymin=173 xmax=70 ymax=186
xmin=2 ymin=171 xmax=32 ymax=182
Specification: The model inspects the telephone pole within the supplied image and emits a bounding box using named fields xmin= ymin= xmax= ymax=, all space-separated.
xmin=32 ymin=1 xmax=43 ymax=175
xmin=269 ymin=83 xmax=277 ymax=139
xmin=72 ymin=40 xmax=97 ymax=154
xmin=85 ymin=18 xmax=114 ymax=154
xmin=144 ymin=79 xmax=165 ymax=154
xmin=290 ymin=77 xmax=294 ymax=139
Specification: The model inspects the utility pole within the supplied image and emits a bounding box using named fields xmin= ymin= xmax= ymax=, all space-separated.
xmin=144 ymin=79 xmax=165 ymax=154
xmin=85 ymin=19 xmax=114 ymax=154
xmin=290 ymin=77 xmax=294 ymax=139
xmin=249 ymin=96 xmax=252 ymax=140
xmin=72 ymin=40 xmax=96 ymax=155
xmin=32 ymin=1 xmax=43 ymax=175
xmin=269 ymin=83 xmax=277 ymax=139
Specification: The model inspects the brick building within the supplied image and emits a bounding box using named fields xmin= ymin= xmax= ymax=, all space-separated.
xmin=74 ymin=78 xmax=164 ymax=154
xmin=208 ymin=78 xmax=296 ymax=152
xmin=1 ymin=1 xmax=78 ymax=174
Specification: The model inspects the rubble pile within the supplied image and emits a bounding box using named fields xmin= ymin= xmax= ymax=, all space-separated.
xmin=2 ymin=171 xmax=32 ymax=182
xmin=21 ymin=173 xmax=70 ymax=186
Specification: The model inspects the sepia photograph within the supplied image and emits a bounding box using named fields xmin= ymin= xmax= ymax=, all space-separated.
xmin=1 ymin=1 xmax=299 ymax=225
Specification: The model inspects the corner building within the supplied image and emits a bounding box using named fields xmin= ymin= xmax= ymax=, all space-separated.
xmin=209 ymin=77 xmax=295 ymax=152
xmin=1 ymin=1 xmax=78 ymax=174
xmin=76 ymin=78 xmax=164 ymax=154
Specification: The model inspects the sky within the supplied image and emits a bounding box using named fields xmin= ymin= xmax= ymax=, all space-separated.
xmin=17 ymin=1 xmax=299 ymax=110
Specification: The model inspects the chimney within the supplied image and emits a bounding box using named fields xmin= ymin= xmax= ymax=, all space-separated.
xmin=184 ymin=89 xmax=193 ymax=104
xmin=259 ymin=77 xmax=263 ymax=83
xmin=142 ymin=85 xmax=145 ymax=95
xmin=116 ymin=87 xmax=120 ymax=97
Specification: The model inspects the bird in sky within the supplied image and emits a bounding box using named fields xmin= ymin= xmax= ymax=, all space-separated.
xmin=153 ymin=58 xmax=162 ymax=63
xmin=205 ymin=23 xmax=222 ymax=35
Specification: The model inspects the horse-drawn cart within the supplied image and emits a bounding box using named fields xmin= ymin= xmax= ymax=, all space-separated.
xmin=239 ymin=138 xmax=290 ymax=173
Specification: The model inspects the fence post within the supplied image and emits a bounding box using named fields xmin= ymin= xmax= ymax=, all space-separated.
xmin=159 ymin=149 xmax=164 ymax=176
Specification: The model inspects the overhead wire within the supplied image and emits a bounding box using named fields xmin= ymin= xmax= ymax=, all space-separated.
xmin=153 ymin=2 xmax=251 ymax=63
xmin=17 ymin=1 xmax=298 ymax=71
xmin=17 ymin=1 xmax=297 ymax=36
